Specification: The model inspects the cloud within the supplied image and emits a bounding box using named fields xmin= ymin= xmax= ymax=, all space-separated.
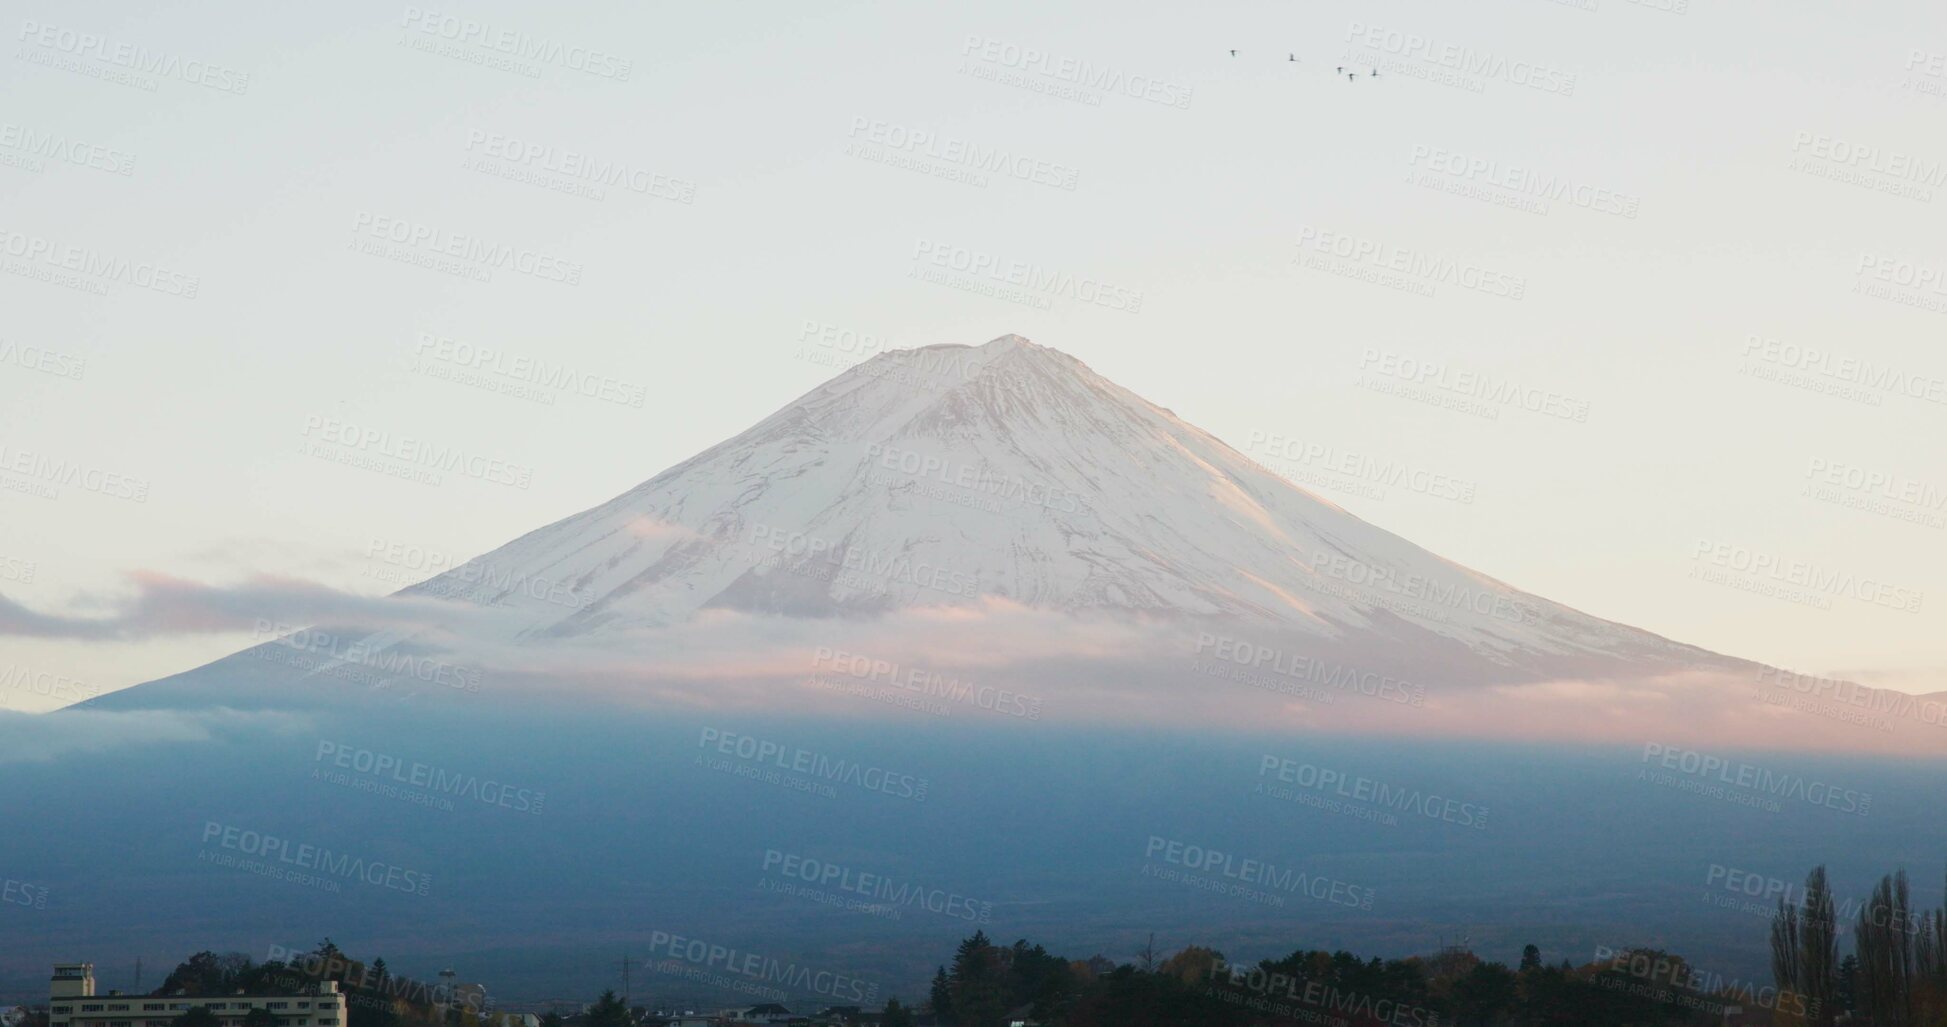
xmin=396 ymin=616 xmax=1947 ymax=757
xmin=0 ymin=571 xmax=516 ymax=641
xmin=0 ymin=707 xmax=314 ymax=764
xmin=9 ymin=572 xmax=1943 ymax=758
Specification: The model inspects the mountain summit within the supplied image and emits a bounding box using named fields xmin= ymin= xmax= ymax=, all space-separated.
xmin=397 ymin=334 xmax=1712 ymax=677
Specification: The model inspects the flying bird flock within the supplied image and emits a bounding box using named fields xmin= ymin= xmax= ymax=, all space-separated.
xmin=1229 ymin=47 xmax=1378 ymax=80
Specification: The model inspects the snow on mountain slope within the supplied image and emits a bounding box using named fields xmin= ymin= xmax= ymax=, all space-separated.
xmin=399 ymin=334 xmax=1709 ymax=671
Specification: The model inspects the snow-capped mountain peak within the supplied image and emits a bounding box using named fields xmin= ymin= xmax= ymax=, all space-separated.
xmin=395 ymin=334 xmax=1710 ymax=680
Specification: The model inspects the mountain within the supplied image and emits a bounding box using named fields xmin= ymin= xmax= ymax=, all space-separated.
xmin=387 ymin=333 xmax=1714 ymax=674
xmin=14 ymin=335 xmax=1931 ymax=1005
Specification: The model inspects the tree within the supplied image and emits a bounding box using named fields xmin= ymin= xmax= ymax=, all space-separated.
xmin=947 ymin=931 xmax=1010 ymax=1027
xmin=1836 ymin=955 xmax=1859 ymax=1016
xmin=357 ymin=959 xmax=399 ymax=1027
xmin=1857 ymin=870 xmax=1917 ymax=1027
xmin=996 ymin=940 xmax=1078 ymax=1021
xmin=172 ymin=1008 xmax=220 ymax=1027
xmin=1064 ymin=965 xmax=1245 ymax=1027
xmin=881 ymin=998 xmax=916 ymax=1027
xmin=241 ymin=1008 xmax=279 ymax=1027
xmin=929 ymin=966 xmax=952 ymax=1022
xmin=311 ymin=940 xmax=349 ymax=983
xmin=583 ymin=992 xmax=629 ymax=1027
xmin=1919 ymin=867 xmax=1947 ymax=1027
xmin=1520 ymin=945 xmax=1542 ymax=973
xmin=158 ymin=953 xmax=256 ymax=997
xmin=538 ymin=1015 xmax=564 ymax=1027
xmin=1157 ymin=946 xmax=1221 ymax=987
xmin=1771 ymin=865 xmax=1837 ymax=1026
xmin=1449 ymin=962 xmax=1518 ymax=1027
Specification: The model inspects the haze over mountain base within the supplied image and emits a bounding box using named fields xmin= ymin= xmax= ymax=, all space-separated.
xmin=1 ymin=688 xmax=1935 ymax=1006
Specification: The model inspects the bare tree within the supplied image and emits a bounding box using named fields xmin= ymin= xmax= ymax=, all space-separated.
xmin=1772 ymin=889 xmax=1801 ymax=1003
xmin=1771 ymin=866 xmax=1837 ymax=1026
xmin=1856 ymin=870 xmax=1917 ymax=1027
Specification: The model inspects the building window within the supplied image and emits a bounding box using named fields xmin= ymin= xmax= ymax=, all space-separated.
xmin=142 ymin=1006 xmax=164 ymax=1012
xmin=267 ymin=1003 xmax=288 ymax=1010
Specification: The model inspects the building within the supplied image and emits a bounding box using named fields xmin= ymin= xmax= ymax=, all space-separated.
xmin=48 ymin=964 xmax=347 ymax=1027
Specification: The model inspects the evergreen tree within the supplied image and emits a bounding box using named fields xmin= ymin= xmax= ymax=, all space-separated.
xmin=1450 ymin=962 xmax=1518 ymax=1026
xmin=584 ymin=992 xmax=629 ymax=1027
xmin=359 ymin=958 xmax=399 ymax=1027
xmin=1519 ymin=945 xmax=1542 ymax=973
xmin=948 ymin=931 xmax=1010 ymax=1027
xmin=881 ymin=998 xmax=915 ymax=1027
xmin=929 ymin=966 xmax=952 ymax=1022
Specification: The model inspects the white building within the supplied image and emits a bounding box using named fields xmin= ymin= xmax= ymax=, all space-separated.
xmin=49 ymin=964 xmax=347 ymax=1027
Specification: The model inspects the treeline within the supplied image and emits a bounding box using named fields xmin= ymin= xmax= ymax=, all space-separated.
xmin=914 ymin=929 xmax=1743 ymax=1026
xmin=1770 ymin=864 xmax=1947 ymax=1026
xmin=151 ymin=941 xmax=485 ymax=1027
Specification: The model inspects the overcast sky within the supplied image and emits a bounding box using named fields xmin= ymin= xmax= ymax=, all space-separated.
xmin=3 ymin=0 xmax=1944 ymax=713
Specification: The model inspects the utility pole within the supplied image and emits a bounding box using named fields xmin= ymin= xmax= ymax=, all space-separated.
xmin=611 ymin=953 xmax=631 ymax=1007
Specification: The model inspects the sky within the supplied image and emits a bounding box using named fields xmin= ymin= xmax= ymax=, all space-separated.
xmin=2 ymin=0 xmax=1944 ymax=714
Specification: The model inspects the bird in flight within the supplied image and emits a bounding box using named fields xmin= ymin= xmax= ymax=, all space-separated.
xmin=1229 ymin=49 xmax=1238 ymax=57
xmin=1346 ymin=71 xmax=1356 ymax=81
xmin=1370 ymin=68 xmax=1379 ymax=77
xmin=1289 ymin=53 xmax=1299 ymax=62
xmin=1336 ymin=65 xmax=1344 ymax=74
